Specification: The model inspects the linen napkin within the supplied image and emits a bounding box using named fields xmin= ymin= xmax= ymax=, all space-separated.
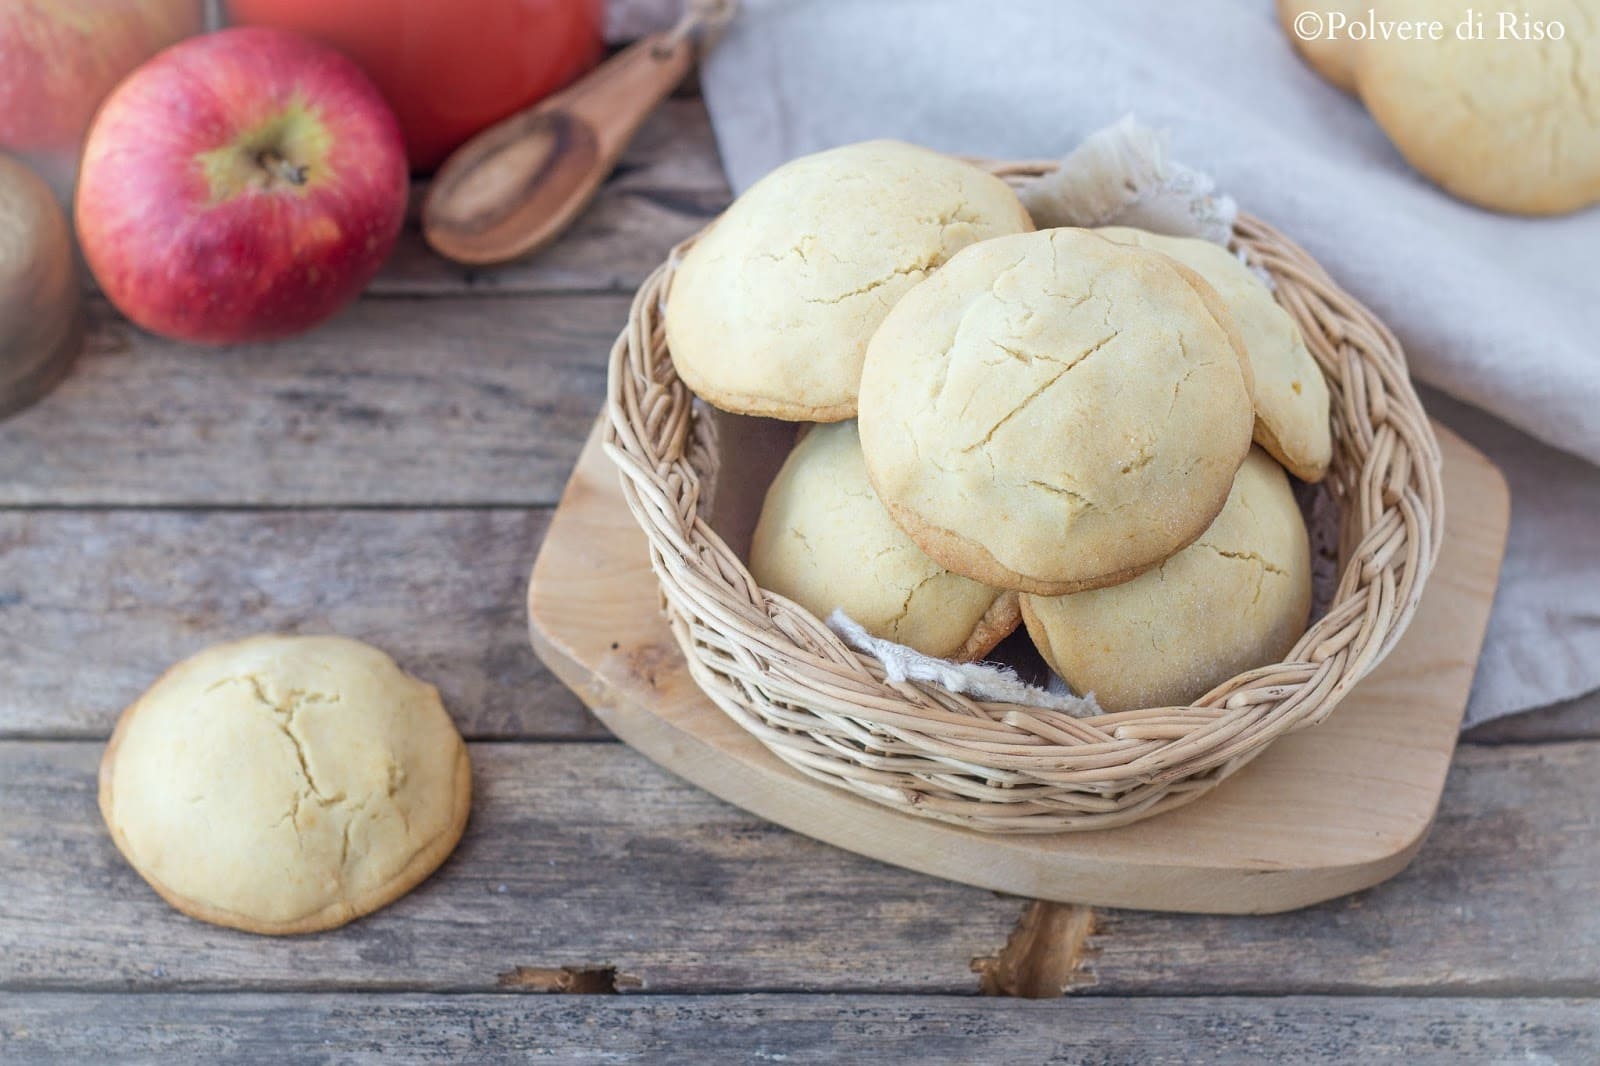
xmin=621 ymin=0 xmax=1600 ymax=725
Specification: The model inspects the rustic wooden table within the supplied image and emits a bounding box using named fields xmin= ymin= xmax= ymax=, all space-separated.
xmin=3 ymin=96 xmax=1597 ymax=1064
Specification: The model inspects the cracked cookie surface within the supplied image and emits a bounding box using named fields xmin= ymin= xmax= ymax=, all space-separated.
xmin=1021 ymin=448 xmax=1312 ymax=712
xmin=664 ymin=140 xmax=1033 ymax=421
xmin=1097 ymin=227 xmax=1332 ymax=482
xmin=749 ymin=421 xmax=1019 ymax=661
xmin=1356 ymin=0 xmax=1600 ymax=214
xmin=857 ymin=228 xmax=1254 ymax=596
xmin=98 ymin=634 xmax=470 ymax=935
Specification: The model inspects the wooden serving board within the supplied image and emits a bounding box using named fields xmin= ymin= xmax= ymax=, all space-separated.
xmin=528 ymin=417 xmax=1509 ymax=914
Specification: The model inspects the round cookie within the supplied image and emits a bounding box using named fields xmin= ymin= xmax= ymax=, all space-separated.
xmin=1020 ymin=448 xmax=1313 ymax=712
xmin=664 ymin=140 xmax=1034 ymax=421
xmin=857 ymin=227 xmax=1255 ymax=596
xmin=1356 ymin=0 xmax=1600 ymax=215
xmin=750 ymin=421 xmax=1020 ymax=661
xmin=1277 ymin=0 xmax=1367 ymax=93
xmin=99 ymin=635 xmax=471 ymax=935
xmin=1097 ymin=227 xmax=1332 ymax=482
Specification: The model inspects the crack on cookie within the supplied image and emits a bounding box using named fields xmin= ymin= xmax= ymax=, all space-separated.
xmin=788 ymin=527 xmax=815 ymax=555
xmin=1192 ymin=541 xmax=1291 ymax=576
xmin=959 ymin=331 xmax=1118 ymax=456
xmin=884 ymin=570 xmax=943 ymax=632
xmin=1026 ymin=480 xmax=1094 ymax=512
xmin=802 ymin=260 xmax=930 ymax=305
xmin=211 ymin=673 xmax=360 ymax=852
xmin=794 ymin=200 xmax=998 ymax=307
xmin=751 ymin=232 xmax=821 ymax=268
xmin=339 ymin=818 xmax=355 ymax=873
xmin=229 ymin=675 xmax=333 ymax=804
xmin=931 ymin=203 xmax=985 ymax=253
xmin=1120 ymin=443 xmax=1157 ymax=476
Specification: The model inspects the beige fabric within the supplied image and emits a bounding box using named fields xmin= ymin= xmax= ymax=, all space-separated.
xmin=1021 ymin=448 xmax=1313 ymax=712
xmin=664 ymin=139 xmax=1033 ymax=421
xmin=750 ymin=421 xmax=1019 ymax=660
xmin=1357 ymin=0 xmax=1600 ymax=215
xmin=99 ymin=634 xmax=471 ymax=935
xmin=1097 ymin=226 xmax=1332 ymax=481
xmin=857 ymin=227 xmax=1254 ymax=596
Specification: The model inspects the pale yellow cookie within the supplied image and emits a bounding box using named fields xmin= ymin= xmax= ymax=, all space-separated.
xmin=664 ymin=140 xmax=1034 ymax=421
xmin=857 ymin=228 xmax=1255 ymax=596
xmin=99 ymin=635 xmax=471 ymax=935
xmin=1278 ymin=0 xmax=1369 ymax=93
xmin=1097 ymin=227 xmax=1332 ymax=482
xmin=1021 ymin=448 xmax=1313 ymax=712
xmin=1357 ymin=0 xmax=1600 ymax=215
xmin=750 ymin=421 xmax=1020 ymax=660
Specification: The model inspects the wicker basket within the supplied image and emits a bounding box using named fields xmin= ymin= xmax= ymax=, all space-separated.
xmin=603 ymin=159 xmax=1444 ymax=834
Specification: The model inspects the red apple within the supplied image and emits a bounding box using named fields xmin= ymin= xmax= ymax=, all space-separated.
xmin=76 ymin=27 xmax=408 ymax=344
xmin=0 ymin=0 xmax=204 ymax=153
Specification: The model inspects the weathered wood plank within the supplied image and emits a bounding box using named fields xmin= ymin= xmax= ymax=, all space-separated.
xmin=0 ymin=742 xmax=1019 ymax=994
xmin=1464 ymin=688 xmax=1600 ymax=744
xmin=2 ymin=740 xmax=1597 ymax=995
xmin=1074 ymin=741 xmax=1600 ymax=995
xmin=0 ymin=509 xmax=599 ymax=740
xmin=0 ymin=297 xmax=621 ymax=507
xmin=376 ymin=186 xmax=724 ymax=297
xmin=4 ymin=993 xmax=1596 ymax=1065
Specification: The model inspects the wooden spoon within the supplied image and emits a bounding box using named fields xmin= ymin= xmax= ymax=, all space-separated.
xmin=422 ymin=33 xmax=697 ymax=266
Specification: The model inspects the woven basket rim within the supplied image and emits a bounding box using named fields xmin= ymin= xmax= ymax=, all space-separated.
xmin=603 ymin=158 xmax=1445 ymax=833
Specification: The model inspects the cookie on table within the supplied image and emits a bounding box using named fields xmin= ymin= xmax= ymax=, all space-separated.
xmin=664 ymin=140 xmax=1034 ymax=422
xmin=1277 ymin=0 xmax=1367 ymax=93
xmin=1021 ymin=448 xmax=1313 ymax=712
xmin=857 ymin=227 xmax=1255 ymax=597
xmin=1097 ymin=226 xmax=1332 ymax=482
xmin=750 ymin=421 xmax=1020 ymax=661
xmin=99 ymin=634 xmax=471 ymax=935
xmin=1356 ymin=0 xmax=1600 ymax=214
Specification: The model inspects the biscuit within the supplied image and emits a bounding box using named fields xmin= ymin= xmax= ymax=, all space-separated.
xmin=857 ymin=228 xmax=1255 ymax=596
xmin=1021 ymin=448 xmax=1313 ymax=712
xmin=1356 ymin=0 xmax=1600 ymax=214
xmin=664 ymin=140 xmax=1034 ymax=421
xmin=1097 ymin=227 xmax=1332 ymax=481
xmin=99 ymin=635 xmax=471 ymax=935
xmin=1278 ymin=0 xmax=1366 ymax=93
xmin=750 ymin=421 xmax=1020 ymax=660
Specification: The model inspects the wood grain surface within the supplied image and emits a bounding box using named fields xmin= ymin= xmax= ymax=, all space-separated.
xmin=3 ymin=741 xmax=1596 ymax=995
xmin=0 ymin=298 xmax=617 ymax=507
xmin=2 ymin=92 xmax=1595 ymax=1059
xmin=0 ymin=510 xmax=594 ymax=739
xmin=4 ymin=994 xmax=1596 ymax=1064
xmin=2 ymin=742 xmax=1018 ymax=994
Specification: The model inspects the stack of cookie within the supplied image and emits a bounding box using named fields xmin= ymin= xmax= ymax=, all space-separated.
xmin=665 ymin=141 xmax=1330 ymax=713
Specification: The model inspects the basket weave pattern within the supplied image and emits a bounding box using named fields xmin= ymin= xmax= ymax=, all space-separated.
xmin=604 ymin=161 xmax=1445 ymax=833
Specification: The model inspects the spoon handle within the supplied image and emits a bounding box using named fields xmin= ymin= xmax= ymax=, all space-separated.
xmin=423 ymin=33 xmax=696 ymax=266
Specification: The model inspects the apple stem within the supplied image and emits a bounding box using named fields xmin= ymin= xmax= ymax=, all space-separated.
xmin=258 ymin=150 xmax=309 ymax=187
